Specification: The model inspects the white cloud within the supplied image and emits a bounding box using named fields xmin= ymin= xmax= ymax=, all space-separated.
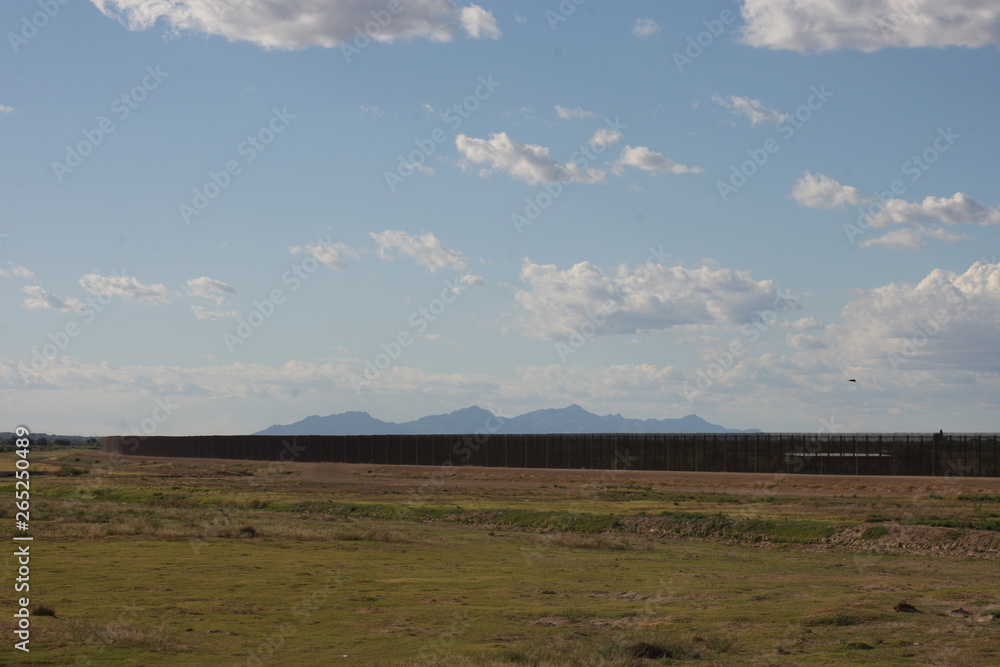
xmin=860 ymin=226 xmax=969 ymax=250
xmin=191 ymin=305 xmax=239 ymax=320
xmin=711 ymin=94 xmax=788 ymax=126
xmin=785 ymin=316 xmax=826 ymax=331
xmin=91 ymin=0 xmax=498 ymax=50
xmin=289 ymin=241 xmax=359 ymax=270
xmin=21 ymin=286 xmax=83 ymax=312
xmin=790 ymin=171 xmax=863 ymax=209
xmin=459 ymin=4 xmax=500 ymax=39
xmin=459 ymin=273 xmax=486 ymax=287
xmin=555 ymin=105 xmax=598 ymax=120
xmin=514 ymin=12 xmax=526 ymax=24
xmin=865 ymin=192 xmax=1000 ymax=228
xmin=409 ymin=162 xmax=435 ymax=176
xmin=0 ymin=105 xmax=14 ymax=114
xmin=831 ymin=262 xmax=1000 ymax=373
xmin=613 ymin=145 xmax=702 ymax=176
xmin=456 ymin=132 xmax=606 ymax=184
xmin=0 ymin=264 xmax=36 ymax=280
xmin=370 ymin=230 xmax=469 ymax=273
xmin=78 ymin=273 xmax=172 ymax=304
xmin=588 ymin=127 xmax=623 ymax=148
xmin=185 ymin=277 xmax=236 ymax=306
xmin=738 ymin=0 xmax=1000 ymax=52
xmin=513 ymin=259 xmax=793 ymax=339
xmin=632 ymin=18 xmax=660 ymax=37
xmin=791 ymin=174 xmax=1000 ymax=249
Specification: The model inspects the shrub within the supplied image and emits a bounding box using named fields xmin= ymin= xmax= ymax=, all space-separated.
xmin=238 ymin=525 xmax=258 ymax=538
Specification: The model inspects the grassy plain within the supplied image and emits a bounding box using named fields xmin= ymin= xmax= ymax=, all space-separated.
xmin=1 ymin=446 xmax=999 ymax=665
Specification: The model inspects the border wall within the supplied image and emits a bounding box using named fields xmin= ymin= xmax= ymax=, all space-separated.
xmin=101 ymin=433 xmax=1000 ymax=477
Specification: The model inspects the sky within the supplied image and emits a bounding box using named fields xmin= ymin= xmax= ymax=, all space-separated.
xmin=2 ymin=0 xmax=999 ymax=436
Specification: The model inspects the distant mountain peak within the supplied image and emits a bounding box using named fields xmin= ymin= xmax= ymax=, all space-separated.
xmin=255 ymin=405 xmax=757 ymax=436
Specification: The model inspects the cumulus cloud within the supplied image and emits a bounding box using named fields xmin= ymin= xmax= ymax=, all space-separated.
xmin=91 ymin=0 xmax=499 ymax=50
xmin=459 ymin=4 xmax=501 ymax=39
xmin=865 ymin=193 xmax=1000 ymax=228
xmin=613 ymin=146 xmax=702 ymax=176
xmin=832 ymin=262 xmax=1000 ymax=372
xmin=459 ymin=273 xmax=486 ymax=287
xmin=790 ymin=171 xmax=864 ymax=209
xmin=289 ymin=241 xmax=359 ymax=270
xmin=554 ymin=105 xmax=598 ymax=120
xmin=21 ymin=286 xmax=83 ymax=312
xmin=860 ymin=226 xmax=969 ymax=250
xmin=0 ymin=264 xmax=36 ymax=280
xmin=632 ymin=18 xmax=660 ymax=37
xmin=185 ymin=276 xmax=236 ymax=305
xmin=78 ymin=273 xmax=172 ymax=304
xmin=738 ymin=0 xmax=1000 ymax=52
xmin=0 ymin=105 xmax=14 ymax=114
xmin=456 ymin=132 xmax=606 ymax=184
xmin=588 ymin=127 xmax=623 ymax=148
xmin=784 ymin=316 xmax=826 ymax=331
xmin=513 ymin=259 xmax=794 ymax=339
xmin=711 ymin=94 xmax=788 ymax=126
xmin=409 ymin=162 xmax=434 ymax=176
xmin=371 ymin=230 xmax=469 ymax=273
xmin=791 ymin=173 xmax=1000 ymax=249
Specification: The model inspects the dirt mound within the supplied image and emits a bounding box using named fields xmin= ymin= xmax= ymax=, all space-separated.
xmin=830 ymin=523 xmax=1000 ymax=559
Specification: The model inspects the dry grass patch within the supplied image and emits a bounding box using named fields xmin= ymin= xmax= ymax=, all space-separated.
xmin=34 ymin=618 xmax=180 ymax=652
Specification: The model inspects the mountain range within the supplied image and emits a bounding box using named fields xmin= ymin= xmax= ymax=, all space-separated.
xmin=254 ymin=404 xmax=758 ymax=436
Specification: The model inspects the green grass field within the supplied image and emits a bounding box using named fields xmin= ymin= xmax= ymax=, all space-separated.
xmin=2 ymin=446 xmax=999 ymax=665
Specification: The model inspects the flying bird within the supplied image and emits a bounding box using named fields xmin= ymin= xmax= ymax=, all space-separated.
xmin=848 ymin=379 xmax=857 ymax=382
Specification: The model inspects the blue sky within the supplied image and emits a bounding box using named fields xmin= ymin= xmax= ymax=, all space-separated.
xmin=2 ymin=0 xmax=999 ymax=436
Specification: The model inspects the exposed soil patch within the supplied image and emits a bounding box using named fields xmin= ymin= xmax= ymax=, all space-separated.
xmin=89 ymin=452 xmax=1000 ymax=497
